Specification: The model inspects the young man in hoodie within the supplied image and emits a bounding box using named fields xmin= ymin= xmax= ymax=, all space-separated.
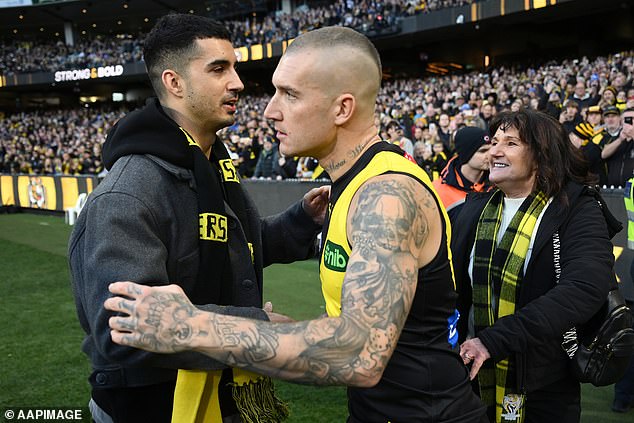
xmin=68 ymin=14 xmax=328 ymax=423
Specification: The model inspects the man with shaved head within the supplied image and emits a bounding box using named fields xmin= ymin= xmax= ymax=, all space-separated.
xmin=104 ymin=27 xmax=487 ymax=422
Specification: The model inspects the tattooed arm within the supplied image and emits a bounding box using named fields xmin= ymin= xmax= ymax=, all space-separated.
xmin=106 ymin=174 xmax=440 ymax=386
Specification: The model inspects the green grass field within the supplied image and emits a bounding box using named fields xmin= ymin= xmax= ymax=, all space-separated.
xmin=0 ymin=213 xmax=628 ymax=422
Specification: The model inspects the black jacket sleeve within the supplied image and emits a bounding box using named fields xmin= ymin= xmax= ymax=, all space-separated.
xmin=478 ymin=194 xmax=614 ymax=362
xmin=260 ymin=200 xmax=321 ymax=266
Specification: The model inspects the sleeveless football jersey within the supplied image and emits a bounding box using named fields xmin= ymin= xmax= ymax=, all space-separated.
xmin=319 ymin=142 xmax=484 ymax=422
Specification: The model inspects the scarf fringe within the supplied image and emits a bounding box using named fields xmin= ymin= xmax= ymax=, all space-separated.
xmin=231 ymin=376 xmax=290 ymax=423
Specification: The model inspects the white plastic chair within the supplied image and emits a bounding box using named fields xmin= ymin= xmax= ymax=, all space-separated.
xmin=65 ymin=192 xmax=87 ymax=225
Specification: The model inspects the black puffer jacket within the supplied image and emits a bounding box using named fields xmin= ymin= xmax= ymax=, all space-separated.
xmin=451 ymin=182 xmax=621 ymax=392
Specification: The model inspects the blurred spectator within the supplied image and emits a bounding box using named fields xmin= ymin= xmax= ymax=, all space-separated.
xmin=600 ymin=85 xmax=618 ymax=109
xmin=571 ymin=80 xmax=599 ymax=111
xmin=437 ymin=112 xmax=453 ymax=148
xmin=433 ymin=126 xmax=492 ymax=222
xmin=253 ymin=136 xmax=278 ymax=179
xmin=601 ymin=107 xmax=634 ymax=187
xmin=560 ymin=100 xmax=583 ymax=133
xmin=479 ymin=102 xmax=494 ymax=130
xmin=273 ymin=154 xmax=298 ymax=180
xmin=585 ymin=105 xmax=603 ymax=128
xmin=234 ymin=135 xmax=260 ymax=178
xmin=386 ymin=120 xmax=414 ymax=156
xmin=595 ymin=106 xmax=624 ymax=153
xmin=296 ymin=156 xmax=320 ymax=178
xmin=431 ymin=140 xmax=448 ymax=179
xmin=569 ymin=122 xmax=607 ymax=185
xmin=617 ymin=89 xmax=629 ymax=113
xmin=412 ymin=140 xmax=433 ymax=179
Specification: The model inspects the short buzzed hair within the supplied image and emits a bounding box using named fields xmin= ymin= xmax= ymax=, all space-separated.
xmin=285 ymin=26 xmax=382 ymax=88
xmin=143 ymin=13 xmax=231 ymax=98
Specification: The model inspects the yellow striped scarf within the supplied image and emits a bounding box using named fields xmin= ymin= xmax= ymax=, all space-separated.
xmin=472 ymin=190 xmax=547 ymax=422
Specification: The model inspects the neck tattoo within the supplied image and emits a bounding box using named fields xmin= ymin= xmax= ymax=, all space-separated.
xmin=348 ymin=135 xmax=380 ymax=160
xmin=323 ymin=134 xmax=380 ymax=175
xmin=324 ymin=158 xmax=347 ymax=174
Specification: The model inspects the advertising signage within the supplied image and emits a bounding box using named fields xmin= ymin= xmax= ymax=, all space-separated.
xmin=54 ymin=64 xmax=125 ymax=82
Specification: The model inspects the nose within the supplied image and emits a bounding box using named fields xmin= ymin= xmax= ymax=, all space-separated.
xmin=488 ymin=143 xmax=502 ymax=157
xmin=264 ymin=93 xmax=281 ymax=121
xmin=228 ymin=68 xmax=244 ymax=93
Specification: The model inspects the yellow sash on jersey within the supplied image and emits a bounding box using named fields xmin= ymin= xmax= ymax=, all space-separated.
xmin=172 ymin=368 xmax=289 ymax=423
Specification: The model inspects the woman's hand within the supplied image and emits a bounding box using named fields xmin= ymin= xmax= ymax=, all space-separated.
xmin=460 ymin=337 xmax=491 ymax=380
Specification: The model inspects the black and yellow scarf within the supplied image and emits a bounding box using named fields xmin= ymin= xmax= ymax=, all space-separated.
xmin=103 ymin=98 xmax=251 ymax=305
xmin=472 ymin=189 xmax=548 ymax=423
xmin=103 ymin=98 xmax=288 ymax=422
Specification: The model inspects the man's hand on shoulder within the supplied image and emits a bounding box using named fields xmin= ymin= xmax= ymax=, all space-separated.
xmin=302 ymin=185 xmax=330 ymax=225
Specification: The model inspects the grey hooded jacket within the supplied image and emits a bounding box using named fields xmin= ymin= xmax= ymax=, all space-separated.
xmin=69 ymin=154 xmax=321 ymax=388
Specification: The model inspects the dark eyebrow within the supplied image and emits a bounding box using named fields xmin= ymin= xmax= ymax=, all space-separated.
xmin=492 ymin=135 xmax=522 ymax=142
xmin=204 ymin=59 xmax=232 ymax=70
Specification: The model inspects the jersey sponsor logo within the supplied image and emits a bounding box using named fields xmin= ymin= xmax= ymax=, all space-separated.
xmin=199 ymin=213 xmax=228 ymax=242
xmin=323 ymin=240 xmax=348 ymax=272
xmin=219 ymin=159 xmax=240 ymax=183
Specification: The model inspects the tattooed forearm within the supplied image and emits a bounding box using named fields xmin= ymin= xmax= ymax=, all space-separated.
xmin=113 ymin=291 xmax=206 ymax=353
xmin=202 ymin=311 xmax=374 ymax=385
xmin=108 ymin=175 xmax=431 ymax=387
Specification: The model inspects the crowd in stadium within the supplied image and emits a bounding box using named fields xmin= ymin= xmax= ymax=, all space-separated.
xmin=1 ymin=49 xmax=632 ymax=185
xmin=0 ymin=105 xmax=124 ymax=176
xmin=0 ymin=0 xmax=479 ymax=75
xmin=0 ymin=35 xmax=144 ymax=75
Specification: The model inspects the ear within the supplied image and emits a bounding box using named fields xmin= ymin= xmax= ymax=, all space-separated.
xmin=333 ymin=93 xmax=355 ymax=126
xmin=161 ymin=69 xmax=185 ymax=98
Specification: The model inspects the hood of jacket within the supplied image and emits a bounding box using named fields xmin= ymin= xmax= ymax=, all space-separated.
xmin=102 ymin=98 xmax=194 ymax=171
